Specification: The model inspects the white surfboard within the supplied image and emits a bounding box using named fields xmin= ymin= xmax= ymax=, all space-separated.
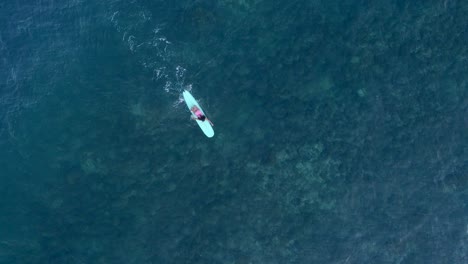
xmin=183 ymin=90 xmax=214 ymax=138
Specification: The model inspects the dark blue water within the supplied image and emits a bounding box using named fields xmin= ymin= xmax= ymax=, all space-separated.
xmin=1 ymin=1 xmax=467 ymax=263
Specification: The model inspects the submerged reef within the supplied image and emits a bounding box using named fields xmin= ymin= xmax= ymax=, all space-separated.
xmin=1 ymin=0 xmax=467 ymax=263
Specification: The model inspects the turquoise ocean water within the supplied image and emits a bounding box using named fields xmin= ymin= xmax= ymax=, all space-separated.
xmin=1 ymin=1 xmax=467 ymax=263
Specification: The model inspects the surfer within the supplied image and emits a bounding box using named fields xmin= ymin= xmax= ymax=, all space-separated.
xmin=191 ymin=106 xmax=213 ymax=126
xmin=183 ymin=89 xmax=214 ymax=137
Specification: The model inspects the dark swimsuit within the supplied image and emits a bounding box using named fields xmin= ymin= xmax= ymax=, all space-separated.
xmin=194 ymin=109 xmax=206 ymax=121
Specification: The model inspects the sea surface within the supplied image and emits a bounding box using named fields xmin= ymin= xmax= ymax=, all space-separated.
xmin=1 ymin=0 xmax=467 ymax=263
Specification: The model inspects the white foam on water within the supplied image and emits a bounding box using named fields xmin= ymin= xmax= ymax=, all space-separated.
xmin=107 ymin=4 xmax=198 ymax=113
xmin=107 ymin=4 xmax=190 ymax=100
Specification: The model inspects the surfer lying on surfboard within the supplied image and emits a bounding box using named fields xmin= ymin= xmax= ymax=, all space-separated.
xmin=183 ymin=90 xmax=214 ymax=137
xmin=191 ymin=106 xmax=214 ymax=126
